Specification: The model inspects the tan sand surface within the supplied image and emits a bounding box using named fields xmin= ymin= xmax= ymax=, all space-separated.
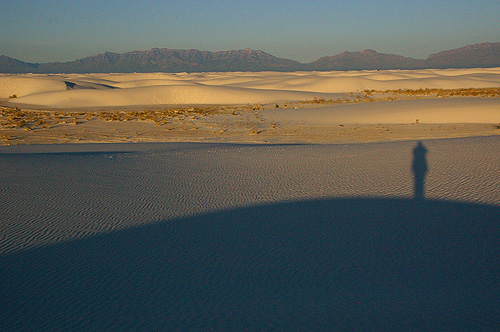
xmin=1 ymin=68 xmax=500 ymax=145
xmin=2 ymin=68 xmax=500 ymax=107
xmin=2 ymin=68 xmax=500 ymax=330
xmin=263 ymin=98 xmax=500 ymax=125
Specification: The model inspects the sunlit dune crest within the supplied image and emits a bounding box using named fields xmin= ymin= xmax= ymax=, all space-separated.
xmin=2 ymin=68 xmax=500 ymax=108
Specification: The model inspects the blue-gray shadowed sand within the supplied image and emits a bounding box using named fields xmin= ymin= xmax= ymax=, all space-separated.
xmin=1 ymin=139 xmax=500 ymax=331
xmin=1 ymin=198 xmax=500 ymax=331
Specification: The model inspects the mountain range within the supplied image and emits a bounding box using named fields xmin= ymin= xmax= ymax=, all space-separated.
xmin=1 ymin=42 xmax=499 ymax=73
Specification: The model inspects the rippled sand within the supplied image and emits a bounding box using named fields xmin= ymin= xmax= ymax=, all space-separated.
xmin=1 ymin=137 xmax=500 ymax=330
xmin=2 ymin=69 xmax=500 ymax=330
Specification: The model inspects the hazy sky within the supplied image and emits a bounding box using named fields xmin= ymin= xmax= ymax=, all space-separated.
xmin=1 ymin=0 xmax=499 ymax=63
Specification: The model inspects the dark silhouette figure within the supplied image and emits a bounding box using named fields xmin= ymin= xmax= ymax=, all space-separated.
xmin=412 ymin=141 xmax=428 ymax=200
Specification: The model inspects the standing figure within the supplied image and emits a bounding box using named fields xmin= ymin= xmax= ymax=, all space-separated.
xmin=412 ymin=141 xmax=428 ymax=200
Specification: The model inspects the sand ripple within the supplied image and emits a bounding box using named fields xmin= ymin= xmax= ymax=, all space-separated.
xmin=1 ymin=198 xmax=499 ymax=331
xmin=1 ymin=137 xmax=499 ymax=255
xmin=1 ymin=138 xmax=500 ymax=330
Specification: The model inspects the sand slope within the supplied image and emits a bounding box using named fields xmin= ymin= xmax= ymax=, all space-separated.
xmin=264 ymin=98 xmax=500 ymax=125
xmin=2 ymin=69 xmax=500 ymax=330
xmin=1 ymin=138 xmax=500 ymax=330
xmin=2 ymin=138 xmax=500 ymax=253
xmin=2 ymin=68 xmax=500 ymax=108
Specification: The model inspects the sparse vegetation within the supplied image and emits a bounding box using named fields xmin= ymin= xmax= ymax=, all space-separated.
xmin=1 ymin=87 xmax=499 ymax=144
xmin=294 ymin=87 xmax=500 ymax=108
xmin=3 ymin=87 xmax=494 ymax=132
xmin=0 ymin=105 xmax=252 ymax=132
xmin=363 ymin=87 xmax=500 ymax=98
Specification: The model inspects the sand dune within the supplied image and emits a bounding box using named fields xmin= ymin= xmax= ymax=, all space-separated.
xmin=2 ymin=137 xmax=500 ymax=253
xmin=264 ymin=98 xmax=500 ymax=125
xmin=7 ymin=85 xmax=336 ymax=108
xmin=2 ymin=68 xmax=500 ymax=330
xmin=1 ymin=68 xmax=500 ymax=145
xmin=0 ymin=75 xmax=68 ymax=98
xmin=2 ymin=68 xmax=500 ymax=109
xmin=1 ymin=138 xmax=500 ymax=330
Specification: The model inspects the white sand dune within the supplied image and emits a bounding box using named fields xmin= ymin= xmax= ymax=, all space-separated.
xmin=264 ymin=98 xmax=500 ymax=125
xmin=2 ymin=68 xmax=500 ymax=109
xmin=2 ymin=69 xmax=500 ymax=330
xmin=0 ymin=75 xmax=68 ymax=97
xmin=1 ymin=138 xmax=500 ymax=254
xmin=1 ymin=138 xmax=500 ymax=330
xmin=7 ymin=85 xmax=337 ymax=108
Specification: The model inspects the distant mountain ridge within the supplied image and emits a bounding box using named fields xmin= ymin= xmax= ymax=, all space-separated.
xmin=1 ymin=42 xmax=499 ymax=73
xmin=307 ymin=49 xmax=427 ymax=71
xmin=0 ymin=55 xmax=38 ymax=73
xmin=425 ymin=42 xmax=500 ymax=69
xmin=34 ymin=49 xmax=302 ymax=74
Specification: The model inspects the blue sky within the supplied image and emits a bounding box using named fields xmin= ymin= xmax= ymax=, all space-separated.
xmin=1 ymin=0 xmax=499 ymax=63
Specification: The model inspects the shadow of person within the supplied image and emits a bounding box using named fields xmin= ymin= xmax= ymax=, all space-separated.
xmin=2 ymin=197 xmax=500 ymax=331
xmin=412 ymin=141 xmax=428 ymax=200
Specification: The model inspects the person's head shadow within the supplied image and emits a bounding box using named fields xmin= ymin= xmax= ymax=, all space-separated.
xmin=412 ymin=141 xmax=428 ymax=200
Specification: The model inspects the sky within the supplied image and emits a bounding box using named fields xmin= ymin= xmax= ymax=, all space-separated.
xmin=1 ymin=0 xmax=499 ymax=63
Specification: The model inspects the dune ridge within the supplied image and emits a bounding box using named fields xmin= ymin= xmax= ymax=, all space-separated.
xmin=2 ymin=68 xmax=500 ymax=108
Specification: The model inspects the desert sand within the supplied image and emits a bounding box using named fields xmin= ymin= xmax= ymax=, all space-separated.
xmin=1 ymin=69 xmax=500 ymax=330
xmin=1 ymin=138 xmax=500 ymax=330
xmin=2 ymin=68 xmax=500 ymax=107
xmin=1 ymin=68 xmax=500 ymax=145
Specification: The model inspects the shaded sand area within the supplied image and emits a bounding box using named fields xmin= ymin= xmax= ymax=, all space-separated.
xmin=1 ymin=68 xmax=500 ymax=144
xmin=1 ymin=137 xmax=500 ymax=330
xmin=1 ymin=69 xmax=500 ymax=330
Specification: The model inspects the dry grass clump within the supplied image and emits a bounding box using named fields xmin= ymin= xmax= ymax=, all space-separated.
xmin=0 ymin=107 xmax=95 ymax=130
xmin=300 ymin=97 xmax=350 ymax=105
xmin=292 ymin=87 xmax=500 ymax=109
xmin=364 ymin=87 xmax=500 ymax=98
xmin=1 ymin=107 xmax=50 ymax=130
xmin=298 ymin=96 xmax=374 ymax=107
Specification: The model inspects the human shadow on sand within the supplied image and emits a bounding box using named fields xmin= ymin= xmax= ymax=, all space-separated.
xmin=412 ymin=141 xmax=428 ymax=200
xmin=1 ymin=197 xmax=500 ymax=331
